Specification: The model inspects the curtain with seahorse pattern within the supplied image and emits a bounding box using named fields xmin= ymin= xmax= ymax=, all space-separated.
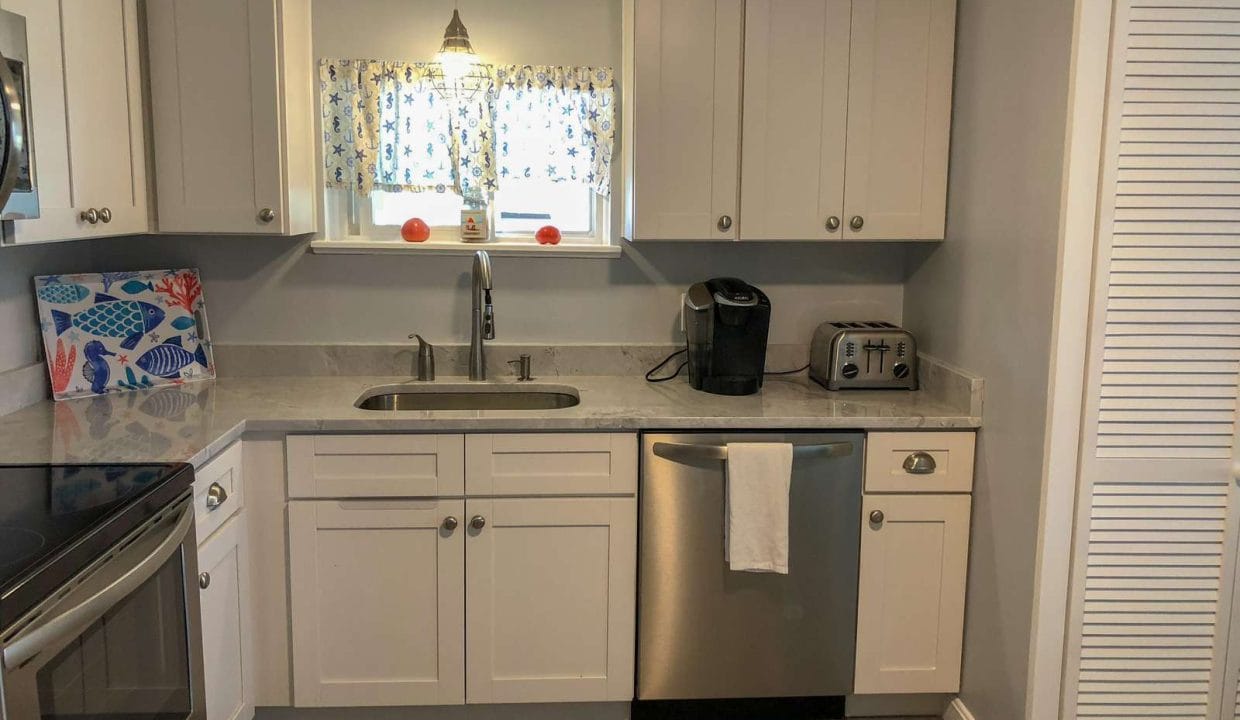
xmin=319 ymin=59 xmax=614 ymax=201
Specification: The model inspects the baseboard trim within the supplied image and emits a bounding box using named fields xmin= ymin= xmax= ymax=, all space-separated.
xmin=943 ymin=698 xmax=975 ymax=720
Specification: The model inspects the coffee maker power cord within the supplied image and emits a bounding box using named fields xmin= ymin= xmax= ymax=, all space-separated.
xmin=645 ymin=349 xmax=809 ymax=382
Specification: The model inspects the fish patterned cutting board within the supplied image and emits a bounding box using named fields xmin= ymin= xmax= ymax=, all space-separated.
xmin=34 ymin=269 xmax=216 ymax=400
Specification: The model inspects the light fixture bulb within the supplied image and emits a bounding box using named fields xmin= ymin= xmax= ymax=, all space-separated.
xmin=427 ymin=7 xmax=488 ymax=101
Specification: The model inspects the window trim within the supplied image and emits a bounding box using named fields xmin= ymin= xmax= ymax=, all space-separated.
xmin=317 ymin=188 xmax=619 ymax=258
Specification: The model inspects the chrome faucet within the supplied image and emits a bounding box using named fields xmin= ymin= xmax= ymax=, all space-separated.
xmin=469 ymin=250 xmax=494 ymax=381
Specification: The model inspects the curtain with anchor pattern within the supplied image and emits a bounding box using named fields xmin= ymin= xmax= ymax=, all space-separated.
xmin=320 ymin=59 xmax=614 ymax=201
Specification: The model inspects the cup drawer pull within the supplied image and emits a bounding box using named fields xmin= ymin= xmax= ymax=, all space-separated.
xmin=902 ymin=451 xmax=937 ymax=475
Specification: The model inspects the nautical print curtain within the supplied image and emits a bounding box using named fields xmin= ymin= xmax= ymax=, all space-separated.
xmin=319 ymin=59 xmax=494 ymax=202
xmin=494 ymin=65 xmax=615 ymax=197
xmin=320 ymin=59 xmax=615 ymax=200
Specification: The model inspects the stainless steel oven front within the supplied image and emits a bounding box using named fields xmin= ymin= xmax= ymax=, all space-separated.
xmin=0 ymin=496 xmax=205 ymax=720
xmin=0 ymin=8 xmax=37 ymax=227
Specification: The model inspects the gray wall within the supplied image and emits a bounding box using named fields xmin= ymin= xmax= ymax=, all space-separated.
xmin=0 ymin=0 xmax=907 ymax=375
xmin=902 ymin=0 xmax=1076 ymax=717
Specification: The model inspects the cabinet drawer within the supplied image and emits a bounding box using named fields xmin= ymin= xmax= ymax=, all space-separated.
xmin=195 ymin=440 xmax=244 ymax=543
xmin=466 ymin=434 xmax=637 ymax=496
xmin=287 ymin=434 xmax=465 ymax=498
xmin=864 ymin=432 xmax=975 ymax=493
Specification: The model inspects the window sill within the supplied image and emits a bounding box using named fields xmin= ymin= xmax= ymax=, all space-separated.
xmin=309 ymin=239 xmax=622 ymax=259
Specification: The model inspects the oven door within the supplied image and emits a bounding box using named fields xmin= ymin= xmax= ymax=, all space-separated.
xmin=0 ymin=497 xmax=206 ymax=720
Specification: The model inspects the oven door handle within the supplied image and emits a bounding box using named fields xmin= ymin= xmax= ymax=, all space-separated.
xmin=652 ymin=440 xmax=854 ymax=465
xmin=3 ymin=500 xmax=194 ymax=669
xmin=0 ymin=53 xmax=25 ymax=209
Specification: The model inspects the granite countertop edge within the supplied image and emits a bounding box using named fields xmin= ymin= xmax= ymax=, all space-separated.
xmin=0 ymin=375 xmax=981 ymax=467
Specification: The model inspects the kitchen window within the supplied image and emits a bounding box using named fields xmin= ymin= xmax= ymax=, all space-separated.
xmin=317 ymin=61 xmax=616 ymax=256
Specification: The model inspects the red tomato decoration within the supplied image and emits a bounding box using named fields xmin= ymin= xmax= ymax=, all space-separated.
xmin=401 ymin=217 xmax=431 ymax=242
xmin=535 ymin=225 xmax=561 ymax=245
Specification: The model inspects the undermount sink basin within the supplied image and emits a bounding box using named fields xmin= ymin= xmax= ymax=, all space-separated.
xmin=355 ymin=383 xmax=581 ymax=411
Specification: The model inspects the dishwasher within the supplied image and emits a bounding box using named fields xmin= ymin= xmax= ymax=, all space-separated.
xmin=636 ymin=432 xmax=863 ymax=702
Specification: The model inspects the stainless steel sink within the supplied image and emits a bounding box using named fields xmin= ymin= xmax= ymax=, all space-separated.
xmin=355 ymin=383 xmax=581 ymax=411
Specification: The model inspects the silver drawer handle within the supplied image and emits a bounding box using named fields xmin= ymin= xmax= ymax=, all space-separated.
xmin=903 ymin=451 xmax=937 ymax=475
xmin=652 ymin=441 xmax=853 ymax=465
xmin=205 ymin=482 xmax=228 ymax=510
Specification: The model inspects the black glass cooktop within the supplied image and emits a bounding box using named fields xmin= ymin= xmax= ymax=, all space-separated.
xmin=0 ymin=463 xmax=194 ymax=629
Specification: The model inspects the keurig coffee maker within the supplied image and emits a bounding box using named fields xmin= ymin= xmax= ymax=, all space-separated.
xmin=683 ymin=277 xmax=771 ymax=396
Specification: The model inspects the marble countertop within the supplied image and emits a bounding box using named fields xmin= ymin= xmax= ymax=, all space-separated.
xmin=0 ymin=374 xmax=981 ymax=468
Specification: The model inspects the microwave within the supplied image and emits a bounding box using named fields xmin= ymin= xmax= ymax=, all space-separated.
xmin=0 ymin=9 xmax=37 ymax=227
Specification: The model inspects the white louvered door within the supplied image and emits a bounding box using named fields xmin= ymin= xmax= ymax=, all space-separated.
xmin=1065 ymin=2 xmax=1240 ymax=719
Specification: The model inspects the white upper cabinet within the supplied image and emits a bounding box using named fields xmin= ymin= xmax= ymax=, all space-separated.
xmin=4 ymin=0 xmax=148 ymax=244
xmin=146 ymin=0 xmax=316 ymax=235
xmin=843 ymin=0 xmax=956 ymax=240
xmin=739 ymin=0 xmax=850 ymax=240
xmin=626 ymin=0 xmax=956 ymax=241
xmin=626 ymin=0 xmax=743 ymax=241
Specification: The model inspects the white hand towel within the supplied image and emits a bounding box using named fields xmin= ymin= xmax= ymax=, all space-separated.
xmin=725 ymin=442 xmax=794 ymax=574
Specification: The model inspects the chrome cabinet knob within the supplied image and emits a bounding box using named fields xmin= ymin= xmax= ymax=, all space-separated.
xmin=902 ymin=451 xmax=937 ymax=475
xmin=79 ymin=208 xmax=99 ymax=224
xmin=98 ymin=207 xmax=112 ymax=224
xmin=442 ymin=516 xmax=459 ymax=532
xmin=199 ymin=572 xmax=211 ymax=589
xmin=869 ymin=510 xmax=885 ymax=526
xmin=717 ymin=215 xmax=733 ymax=232
xmin=825 ymin=216 xmax=841 ymax=232
xmin=849 ymin=215 xmax=865 ymax=231
xmin=205 ymin=482 xmax=228 ymax=510
xmin=470 ymin=515 xmax=486 ymax=530
xmin=258 ymin=207 xmax=276 ymax=223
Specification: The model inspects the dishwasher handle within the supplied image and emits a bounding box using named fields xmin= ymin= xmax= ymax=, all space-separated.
xmin=652 ymin=440 xmax=853 ymax=465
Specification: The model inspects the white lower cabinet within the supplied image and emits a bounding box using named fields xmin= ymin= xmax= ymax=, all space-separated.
xmin=288 ymin=500 xmax=466 ymax=707
xmin=854 ymin=493 xmax=971 ymax=694
xmin=466 ymin=497 xmax=637 ymax=704
xmin=198 ymin=513 xmax=256 ymax=720
xmin=286 ymin=433 xmax=639 ymax=707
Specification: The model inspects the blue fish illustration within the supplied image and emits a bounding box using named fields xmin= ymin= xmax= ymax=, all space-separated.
xmin=100 ymin=271 xmax=141 ymax=292
xmin=81 ymin=341 xmax=115 ymax=395
xmin=135 ymin=336 xmax=208 ymax=379
xmin=120 ymin=280 xmax=155 ymax=295
xmin=50 ymin=294 xmax=165 ymax=350
xmin=36 ymin=283 xmax=91 ymax=305
xmin=170 ymin=316 xmax=197 ymax=331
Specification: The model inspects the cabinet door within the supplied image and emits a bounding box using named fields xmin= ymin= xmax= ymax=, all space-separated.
xmin=198 ymin=513 xmax=255 ymax=720
xmin=843 ymin=0 xmax=955 ymax=240
xmin=465 ymin=497 xmax=636 ymax=703
xmin=738 ymin=0 xmax=850 ymax=240
xmin=628 ymin=0 xmax=742 ymax=240
xmin=854 ymin=494 xmax=970 ymax=694
xmin=5 ymin=0 xmax=147 ymax=244
xmin=146 ymin=0 xmax=313 ymax=235
xmin=289 ymin=500 xmax=465 ymax=707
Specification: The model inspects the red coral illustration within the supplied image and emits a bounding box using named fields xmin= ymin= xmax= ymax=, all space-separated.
xmin=154 ymin=272 xmax=203 ymax=313
xmin=50 ymin=339 xmax=77 ymax=394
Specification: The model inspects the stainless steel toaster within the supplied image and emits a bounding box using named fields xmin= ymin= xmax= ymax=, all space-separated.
xmin=810 ymin=321 xmax=918 ymax=390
